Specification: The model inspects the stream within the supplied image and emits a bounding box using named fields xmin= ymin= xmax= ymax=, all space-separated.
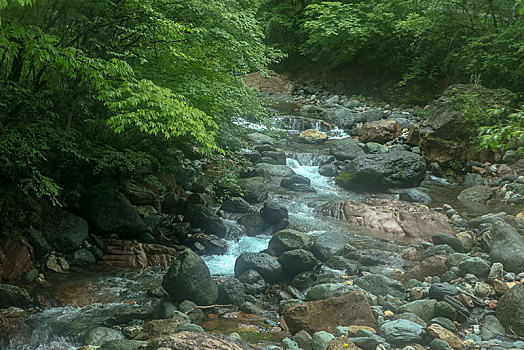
xmin=6 ymin=104 xmax=515 ymax=350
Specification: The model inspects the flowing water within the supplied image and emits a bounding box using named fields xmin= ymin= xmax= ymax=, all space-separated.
xmin=7 ymin=106 xmax=507 ymax=349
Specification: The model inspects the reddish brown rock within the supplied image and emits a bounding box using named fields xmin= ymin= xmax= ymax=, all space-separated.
xmin=359 ymin=119 xmax=401 ymax=143
xmin=102 ymin=239 xmax=179 ymax=269
xmin=245 ymin=70 xmax=294 ymax=95
xmin=154 ymin=331 xmax=258 ymax=350
xmin=401 ymin=255 xmax=448 ymax=283
xmin=320 ymin=200 xmax=454 ymax=242
xmin=283 ymin=291 xmax=376 ymax=335
xmin=0 ymin=237 xmax=33 ymax=281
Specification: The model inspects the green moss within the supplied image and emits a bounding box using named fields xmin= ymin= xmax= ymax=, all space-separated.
xmin=335 ymin=171 xmax=356 ymax=186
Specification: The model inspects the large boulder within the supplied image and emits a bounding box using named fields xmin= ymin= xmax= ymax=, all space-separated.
xmin=0 ymin=283 xmax=32 ymax=308
xmin=407 ymin=84 xmax=516 ymax=163
xmin=354 ymin=274 xmax=406 ymax=298
xmin=268 ymin=229 xmax=314 ymax=256
xmin=496 ymin=283 xmax=524 ymax=336
xmin=260 ymin=201 xmax=289 ymax=225
xmin=82 ymin=185 xmax=148 ymax=238
xmin=329 ymin=138 xmax=365 ymax=161
xmin=320 ymin=200 xmax=453 ymax=242
xmin=279 ymin=249 xmax=318 ymax=278
xmin=162 ymin=248 xmax=218 ymax=306
xmin=255 ymin=164 xmax=295 ymax=178
xmin=46 ymin=212 xmax=89 ymax=253
xmin=152 ymin=331 xmax=258 ymax=350
xmin=283 ymin=291 xmax=376 ymax=334
xmin=379 ymin=319 xmax=425 ymax=346
xmin=236 ymin=177 xmax=269 ymax=203
xmin=237 ymin=212 xmax=266 ymax=236
xmin=359 ymin=119 xmax=402 ymax=143
xmin=185 ymin=204 xmax=227 ymax=237
xmin=0 ymin=237 xmax=32 ymax=281
xmin=336 ymin=151 xmax=426 ymax=191
xmin=457 ymin=186 xmax=496 ymax=205
xmin=322 ymin=107 xmax=366 ymax=129
xmin=234 ymin=252 xmax=282 ymax=283
xmin=490 ymin=222 xmax=524 ymax=273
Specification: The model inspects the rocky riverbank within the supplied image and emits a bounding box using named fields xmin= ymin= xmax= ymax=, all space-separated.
xmin=1 ymin=72 xmax=524 ymax=350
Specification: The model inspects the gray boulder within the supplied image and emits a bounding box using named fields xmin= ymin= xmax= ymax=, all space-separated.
xmin=336 ymin=151 xmax=426 ymax=191
xmin=234 ymin=252 xmax=282 ymax=283
xmin=185 ymin=204 xmax=227 ymax=237
xmin=237 ymin=212 xmax=266 ymax=236
xmin=218 ymin=278 xmax=245 ymax=306
xmin=69 ymin=248 xmax=96 ymax=267
xmin=457 ymin=186 xmax=496 ymax=205
xmin=82 ymin=185 xmax=148 ymax=238
xmin=490 ymin=222 xmax=524 ymax=273
xmin=255 ymin=163 xmax=295 ymax=177
xmin=46 ymin=212 xmax=89 ymax=253
xmin=269 ymin=229 xmax=314 ymax=256
xmin=497 ymin=283 xmax=524 ymax=336
xmin=329 ymin=138 xmax=365 ymax=161
xmin=458 ymin=257 xmax=490 ymax=278
xmin=379 ymin=319 xmax=425 ymax=346
xmin=281 ymin=175 xmax=315 ymax=192
xmin=305 ymin=283 xmax=358 ymax=301
xmin=399 ymin=188 xmax=432 ymax=204
xmin=355 ymin=274 xmax=406 ymax=299
xmin=464 ymin=173 xmax=484 ymax=188
xmin=432 ymin=233 xmax=464 ymax=253
xmin=322 ymin=107 xmax=365 ymax=129
xmin=279 ymin=249 xmax=318 ymax=278
xmin=83 ymin=327 xmax=125 ymax=346
xmin=237 ymin=177 xmax=269 ymax=203
xmin=260 ymin=201 xmax=289 ymax=225
xmin=162 ymin=248 xmax=218 ymax=306
xmin=220 ymin=197 xmax=252 ymax=213
xmin=24 ymin=227 xmax=51 ymax=258
xmin=398 ymin=300 xmax=437 ymax=322
xmin=0 ymin=283 xmax=32 ymax=308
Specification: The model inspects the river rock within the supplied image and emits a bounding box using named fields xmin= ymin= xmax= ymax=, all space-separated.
xmin=399 ymin=188 xmax=432 ymax=204
xmin=401 ymin=255 xmax=449 ymax=283
xmin=238 ymin=212 xmax=266 ymax=236
xmin=329 ymin=138 xmax=365 ymax=161
xmin=432 ymin=233 xmax=464 ymax=253
xmin=496 ymin=282 xmax=524 ymax=336
xmin=322 ymin=107 xmax=366 ymax=129
xmin=237 ymin=177 xmax=269 ymax=203
xmin=318 ymin=163 xmax=337 ymax=177
xmin=234 ymin=252 xmax=282 ymax=283
xmin=359 ymin=119 xmax=401 ymax=143
xmin=102 ymin=239 xmax=179 ymax=268
xmin=245 ymin=132 xmax=275 ymax=144
xmin=313 ymin=231 xmax=354 ymax=261
xmin=283 ymin=291 xmax=376 ymax=334
xmin=237 ymin=269 xmax=266 ymax=295
xmin=279 ymin=249 xmax=318 ymax=278
xmin=428 ymin=283 xmax=459 ymax=301
xmin=269 ymin=229 xmax=314 ymax=256
xmin=0 ymin=237 xmax=32 ymax=281
xmin=312 ymin=331 xmax=334 ymax=350
xmin=82 ymin=185 xmax=148 ymax=238
xmin=458 ymin=257 xmax=490 ymax=278
xmin=354 ymin=274 xmax=406 ymax=298
xmin=69 ymin=248 xmax=96 ymax=267
xmin=218 ymin=278 xmax=245 ymax=306
xmin=46 ymin=212 xmax=89 ymax=253
xmin=481 ymin=314 xmax=505 ymax=340
xmin=281 ymin=174 xmax=315 ymax=192
xmin=255 ymin=164 xmax=295 ymax=177
xmin=378 ymin=319 xmax=425 ymax=346
xmin=457 ymin=186 xmax=496 ymax=205
xmin=490 ymin=222 xmax=524 ymax=273
xmin=427 ymin=324 xmax=466 ymax=350
xmin=24 ymin=227 xmax=51 ymax=258
xmin=162 ymin=248 xmax=218 ymax=306
xmin=98 ymin=339 xmax=145 ymax=350
xmin=305 ymin=283 xmax=357 ymax=301
xmin=185 ymin=204 xmax=227 ymax=237
xmin=136 ymin=312 xmax=190 ymax=339
xmin=83 ymin=327 xmax=125 ymax=346
xmin=321 ymin=200 xmax=453 ymax=242
xmin=336 ymin=151 xmax=426 ymax=191
xmin=220 ymin=197 xmax=252 ymax=213
xmin=153 ymin=331 xmax=258 ymax=350
xmin=464 ymin=173 xmax=484 ymax=188
xmin=399 ymin=300 xmax=437 ymax=322
xmin=260 ymin=201 xmax=289 ymax=225
xmin=0 ymin=283 xmax=32 ymax=308
xmin=299 ymin=129 xmax=328 ymax=144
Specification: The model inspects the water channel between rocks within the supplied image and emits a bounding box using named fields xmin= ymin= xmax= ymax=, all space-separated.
xmin=9 ymin=104 xmax=515 ymax=349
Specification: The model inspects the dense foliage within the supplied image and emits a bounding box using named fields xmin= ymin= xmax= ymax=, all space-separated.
xmin=259 ymin=0 xmax=524 ymax=97
xmin=0 ymin=0 xmax=275 ymax=204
